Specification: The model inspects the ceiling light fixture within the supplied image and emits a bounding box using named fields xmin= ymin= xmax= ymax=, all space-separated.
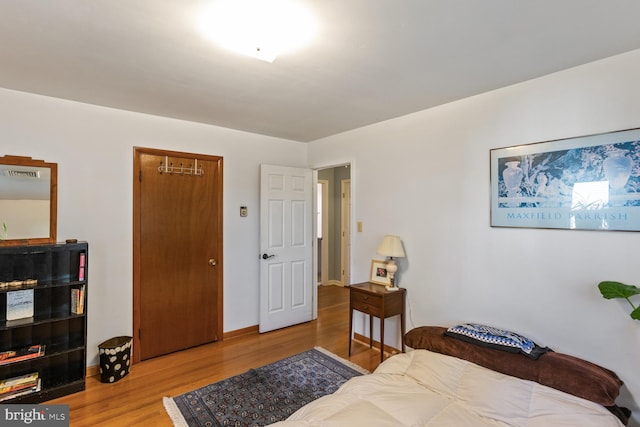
xmin=197 ymin=0 xmax=318 ymax=63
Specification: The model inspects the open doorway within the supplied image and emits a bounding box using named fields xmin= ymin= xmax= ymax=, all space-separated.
xmin=317 ymin=164 xmax=351 ymax=287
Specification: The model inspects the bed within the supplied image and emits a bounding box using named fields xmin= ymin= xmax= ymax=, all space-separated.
xmin=271 ymin=325 xmax=630 ymax=427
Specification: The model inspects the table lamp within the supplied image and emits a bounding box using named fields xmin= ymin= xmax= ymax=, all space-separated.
xmin=376 ymin=235 xmax=405 ymax=290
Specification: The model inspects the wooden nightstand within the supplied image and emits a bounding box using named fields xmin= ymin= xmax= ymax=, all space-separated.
xmin=348 ymin=282 xmax=406 ymax=362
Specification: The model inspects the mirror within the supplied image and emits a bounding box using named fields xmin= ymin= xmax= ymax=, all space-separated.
xmin=0 ymin=155 xmax=57 ymax=245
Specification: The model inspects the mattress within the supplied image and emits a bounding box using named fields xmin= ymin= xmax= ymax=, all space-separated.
xmin=271 ymin=349 xmax=624 ymax=426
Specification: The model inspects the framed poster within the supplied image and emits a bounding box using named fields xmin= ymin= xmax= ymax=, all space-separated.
xmin=490 ymin=128 xmax=640 ymax=231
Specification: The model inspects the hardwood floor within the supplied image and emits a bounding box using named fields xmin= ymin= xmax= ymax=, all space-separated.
xmin=50 ymin=285 xmax=384 ymax=426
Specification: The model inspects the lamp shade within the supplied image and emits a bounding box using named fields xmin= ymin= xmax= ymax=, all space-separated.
xmin=376 ymin=235 xmax=405 ymax=258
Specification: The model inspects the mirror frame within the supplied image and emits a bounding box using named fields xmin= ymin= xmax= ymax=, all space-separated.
xmin=0 ymin=155 xmax=57 ymax=246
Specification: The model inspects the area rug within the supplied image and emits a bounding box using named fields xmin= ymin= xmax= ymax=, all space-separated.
xmin=163 ymin=347 xmax=369 ymax=427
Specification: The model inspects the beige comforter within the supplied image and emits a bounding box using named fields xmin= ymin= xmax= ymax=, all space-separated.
xmin=271 ymin=349 xmax=623 ymax=426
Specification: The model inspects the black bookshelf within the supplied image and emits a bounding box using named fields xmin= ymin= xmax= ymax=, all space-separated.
xmin=0 ymin=242 xmax=87 ymax=403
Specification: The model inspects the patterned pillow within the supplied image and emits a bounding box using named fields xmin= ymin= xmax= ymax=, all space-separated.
xmin=444 ymin=323 xmax=551 ymax=359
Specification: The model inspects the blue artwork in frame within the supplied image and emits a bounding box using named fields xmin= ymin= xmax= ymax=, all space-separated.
xmin=490 ymin=128 xmax=640 ymax=231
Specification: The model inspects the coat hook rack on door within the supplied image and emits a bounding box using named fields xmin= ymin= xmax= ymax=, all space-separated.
xmin=158 ymin=156 xmax=204 ymax=176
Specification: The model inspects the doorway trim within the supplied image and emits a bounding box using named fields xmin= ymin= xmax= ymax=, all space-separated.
xmin=340 ymin=178 xmax=351 ymax=286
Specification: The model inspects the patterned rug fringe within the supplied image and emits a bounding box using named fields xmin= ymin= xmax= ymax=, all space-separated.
xmin=163 ymin=397 xmax=189 ymax=427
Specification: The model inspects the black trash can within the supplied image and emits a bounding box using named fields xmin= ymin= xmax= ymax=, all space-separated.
xmin=98 ymin=336 xmax=132 ymax=383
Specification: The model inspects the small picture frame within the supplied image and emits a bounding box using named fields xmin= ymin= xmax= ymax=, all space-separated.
xmin=370 ymin=259 xmax=390 ymax=286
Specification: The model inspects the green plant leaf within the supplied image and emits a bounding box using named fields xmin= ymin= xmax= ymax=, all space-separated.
xmin=598 ymin=281 xmax=640 ymax=299
xmin=632 ymin=307 xmax=640 ymax=321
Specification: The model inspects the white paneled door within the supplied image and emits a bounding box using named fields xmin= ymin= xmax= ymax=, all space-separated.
xmin=259 ymin=164 xmax=313 ymax=333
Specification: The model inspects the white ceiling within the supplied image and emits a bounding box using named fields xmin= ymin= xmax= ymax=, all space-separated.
xmin=1 ymin=1 xmax=640 ymax=142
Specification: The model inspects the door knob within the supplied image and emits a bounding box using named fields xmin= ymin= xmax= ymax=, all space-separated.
xmin=262 ymin=253 xmax=275 ymax=260
xmin=208 ymin=258 xmax=217 ymax=266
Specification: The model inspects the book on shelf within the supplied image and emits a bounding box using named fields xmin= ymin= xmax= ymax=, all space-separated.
xmin=0 ymin=344 xmax=45 ymax=365
xmin=79 ymin=252 xmax=86 ymax=282
xmin=71 ymin=285 xmax=86 ymax=315
xmin=0 ymin=378 xmax=41 ymax=401
xmin=0 ymin=372 xmax=40 ymax=401
xmin=6 ymin=289 xmax=34 ymax=321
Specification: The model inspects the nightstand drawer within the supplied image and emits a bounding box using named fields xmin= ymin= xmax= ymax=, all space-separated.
xmin=351 ymin=291 xmax=382 ymax=308
xmin=351 ymin=300 xmax=381 ymax=317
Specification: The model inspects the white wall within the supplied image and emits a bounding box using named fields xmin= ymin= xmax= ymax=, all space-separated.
xmin=2 ymin=46 xmax=639 ymax=423
xmin=0 ymin=88 xmax=307 ymax=367
xmin=308 ymin=49 xmax=640 ymax=423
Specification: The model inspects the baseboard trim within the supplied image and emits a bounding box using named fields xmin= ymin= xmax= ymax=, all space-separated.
xmin=353 ymin=333 xmax=402 ymax=357
xmin=223 ymin=325 xmax=259 ymax=340
xmin=87 ymin=364 xmax=100 ymax=378
xmin=327 ymin=280 xmax=343 ymax=287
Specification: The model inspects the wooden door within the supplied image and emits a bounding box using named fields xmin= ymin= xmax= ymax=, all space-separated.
xmin=133 ymin=147 xmax=223 ymax=362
